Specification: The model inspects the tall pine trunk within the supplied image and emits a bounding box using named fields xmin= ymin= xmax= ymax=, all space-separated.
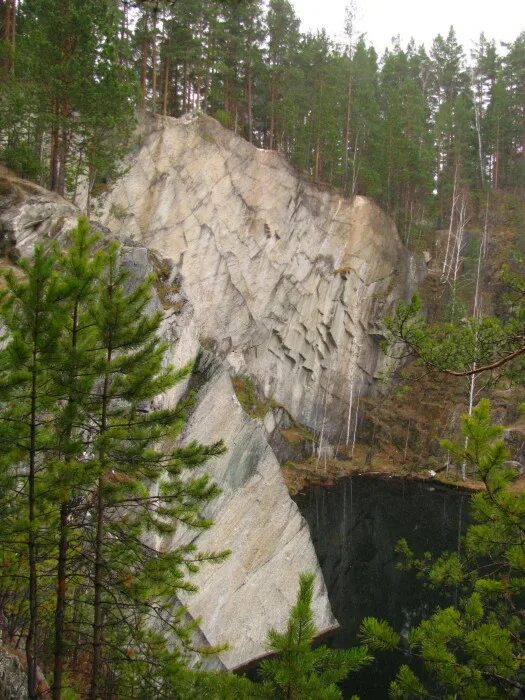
xmin=183 ymin=62 xmax=188 ymax=113
xmin=50 ymin=103 xmax=60 ymax=193
xmin=89 ymin=478 xmax=106 ymax=700
xmin=52 ymin=300 xmax=79 ymax=700
xmin=52 ymin=503 xmax=69 ymax=700
xmin=151 ymin=9 xmax=158 ymax=113
xmin=493 ymin=120 xmax=500 ymax=189
xmin=89 ymin=337 xmax=112 ymax=700
xmin=57 ymin=122 xmax=68 ymax=196
xmin=162 ymin=57 xmax=170 ymax=116
xmin=269 ymin=72 xmax=276 ymax=150
xmin=26 ymin=301 xmax=41 ymax=700
xmin=246 ymin=65 xmax=253 ymax=144
xmin=140 ymin=21 xmax=148 ymax=107
xmin=343 ymin=75 xmax=352 ymax=196
xmin=1 ymin=0 xmax=16 ymax=75
xmin=119 ymin=0 xmax=128 ymax=66
xmin=173 ymin=63 xmax=179 ymax=116
xmin=314 ymin=79 xmax=324 ymax=183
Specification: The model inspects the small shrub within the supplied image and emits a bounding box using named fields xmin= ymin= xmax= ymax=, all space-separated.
xmin=109 ymin=202 xmax=128 ymax=221
xmin=1 ymin=142 xmax=43 ymax=181
xmin=232 ymin=375 xmax=272 ymax=419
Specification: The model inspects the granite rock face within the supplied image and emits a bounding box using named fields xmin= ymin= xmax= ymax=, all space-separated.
xmin=99 ymin=113 xmax=423 ymax=442
xmin=0 ymin=169 xmax=336 ymax=670
xmin=0 ymin=643 xmax=49 ymax=699
xmin=0 ymin=165 xmax=79 ymax=257
xmin=0 ymin=112 xmax=423 ymax=667
xmin=166 ymin=359 xmax=335 ymax=669
xmin=0 ymin=646 xmax=29 ymax=700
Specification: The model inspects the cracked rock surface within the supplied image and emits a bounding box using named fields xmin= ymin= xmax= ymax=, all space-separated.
xmin=99 ymin=113 xmax=423 ymax=441
xmin=0 ymin=109 xmax=424 ymax=668
xmin=0 ymin=646 xmax=29 ymax=700
xmin=0 ymin=167 xmax=336 ymax=670
xmin=166 ymin=359 xmax=336 ymax=669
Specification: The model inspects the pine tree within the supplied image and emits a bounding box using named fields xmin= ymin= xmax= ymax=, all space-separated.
xmin=0 ymin=245 xmax=66 ymax=698
xmin=501 ymin=32 xmax=525 ymax=191
xmin=0 ymin=0 xmax=136 ymax=198
xmin=265 ymin=0 xmax=301 ymax=151
xmin=259 ymin=573 xmax=372 ymax=699
xmin=47 ymin=218 xmax=107 ymax=700
xmin=471 ymin=33 xmax=498 ymax=187
xmin=429 ymin=27 xmax=477 ymax=225
xmin=384 ymin=262 xmax=525 ymax=377
xmin=82 ymin=239 xmax=226 ymax=698
xmin=348 ymin=39 xmax=381 ymax=198
xmin=379 ymin=43 xmax=432 ymax=235
xmin=0 ymin=222 xmax=229 ymax=697
xmin=3 ymin=2 xmax=522 ymax=219
xmin=0 ymin=0 xmax=17 ymax=75
xmin=361 ymin=400 xmax=524 ymax=699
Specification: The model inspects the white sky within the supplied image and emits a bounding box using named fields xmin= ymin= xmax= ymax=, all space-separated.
xmin=292 ymin=0 xmax=523 ymax=56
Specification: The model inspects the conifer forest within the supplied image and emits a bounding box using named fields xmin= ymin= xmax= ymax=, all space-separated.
xmin=0 ymin=1 xmax=524 ymax=699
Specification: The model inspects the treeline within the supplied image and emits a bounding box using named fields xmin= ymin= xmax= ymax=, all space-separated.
xmin=1 ymin=1 xmax=524 ymax=238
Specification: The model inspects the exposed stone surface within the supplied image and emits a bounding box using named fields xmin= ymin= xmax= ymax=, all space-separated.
xmin=0 ymin=165 xmax=78 ymax=257
xmin=0 ymin=644 xmax=49 ymax=700
xmin=0 ymin=646 xmax=28 ymax=700
xmin=0 ymin=169 xmax=336 ymax=670
xmin=165 ymin=357 xmax=336 ymax=669
xmin=99 ymin=113 xmax=424 ymax=442
xmin=0 ymin=111 xmax=424 ymax=667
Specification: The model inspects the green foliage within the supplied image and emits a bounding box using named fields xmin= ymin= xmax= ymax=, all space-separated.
xmin=0 ymin=218 xmax=228 ymax=697
xmin=232 ymin=375 xmax=276 ymax=418
xmin=167 ymin=668 xmax=259 ymax=699
xmin=385 ymin=290 xmax=525 ymax=377
xmin=0 ymin=0 xmax=137 ymax=197
xmin=215 ymin=108 xmax=233 ymax=129
xmin=259 ymin=573 xmax=372 ymax=699
xmin=389 ymin=665 xmax=429 ymax=699
xmin=361 ymin=401 xmax=525 ymax=699
xmin=1 ymin=141 xmax=44 ymax=180
xmin=2 ymin=3 xmax=522 ymax=236
xmin=360 ymin=618 xmax=400 ymax=651
xmin=3 ymin=221 xmax=383 ymax=698
xmin=147 ymin=8 xmax=520 ymax=238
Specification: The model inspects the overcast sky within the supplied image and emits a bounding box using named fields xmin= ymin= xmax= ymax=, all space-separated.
xmin=292 ymin=0 xmax=523 ymax=56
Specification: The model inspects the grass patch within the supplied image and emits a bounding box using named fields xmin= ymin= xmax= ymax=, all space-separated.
xmin=109 ymin=202 xmax=128 ymax=221
xmin=232 ymin=375 xmax=277 ymax=419
xmin=148 ymin=251 xmax=181 ymax=310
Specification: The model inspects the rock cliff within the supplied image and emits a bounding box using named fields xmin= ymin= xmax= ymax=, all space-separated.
xmin=0 ymin=165 xmax=335 ymax=671
xmin=119 ymin=244 xmax=337 ymax=670
xmin=0 ymin=114 xmax=421 ymax=670
xmin=99 ymin=113 xmax=423 ymax=443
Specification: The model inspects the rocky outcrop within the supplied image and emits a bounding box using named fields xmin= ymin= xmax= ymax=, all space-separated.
xmin=0 ymin=646 xmax=28 ymax=700
xmin=0 ymin=112 xmax=423 ymax=668
xmin=0 ymin=166 xmax=79 ymax=257
xmin=167 ymin=359 xmax=335 ymax=669
xmin=0 ymin=644 xmax=49 ymax=700
xmin=0 ymin=170 xmax=336 ymax=670
xmin=99 ymin=113 xmax=424 ymax=442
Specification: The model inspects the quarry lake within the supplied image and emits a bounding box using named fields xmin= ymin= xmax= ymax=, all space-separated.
xmin=293 ymin=475 xmax=471 ymax=699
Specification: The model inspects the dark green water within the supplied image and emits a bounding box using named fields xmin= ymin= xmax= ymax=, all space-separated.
xmin=293 ymin=475 xmax=470 ymax=699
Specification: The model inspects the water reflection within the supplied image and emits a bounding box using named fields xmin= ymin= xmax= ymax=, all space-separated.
xmin=293 ymin=475 xmax=469 ymax=699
